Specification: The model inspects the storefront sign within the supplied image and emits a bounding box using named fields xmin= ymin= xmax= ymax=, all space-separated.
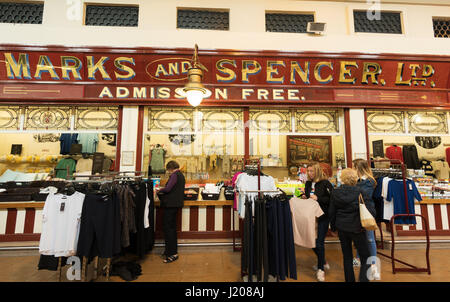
xmin=0 ymin=45 xmax=449 ymax=105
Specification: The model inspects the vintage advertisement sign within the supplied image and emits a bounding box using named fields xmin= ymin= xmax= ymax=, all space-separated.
xmin=0 ymin=45 xmax=449 ymax=105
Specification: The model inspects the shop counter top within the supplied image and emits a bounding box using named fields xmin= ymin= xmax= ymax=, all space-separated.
xmin=1 ymin=199 xmax=450 ymax=209
xmin=155 ymin=200 xmax=233 ymax=207
xmin=0 ymin=200 xmax=234 ymax=208
xmin=0 ymin=202 xmax=45 ymax=209
xmin=420 ymin=199 xmax=450 ymax=204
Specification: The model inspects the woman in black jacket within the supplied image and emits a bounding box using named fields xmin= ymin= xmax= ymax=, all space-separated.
xmin=156 ymin=161 xmax=186 ymax=263
xmin=302 ymin=162 xmax=333 ymax=282
xmin=329 ymin=168 xmax=376 ymax=282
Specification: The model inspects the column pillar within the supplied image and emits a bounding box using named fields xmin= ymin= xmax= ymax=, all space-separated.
xmin=119 ymin=106 xmax=139 ymax=172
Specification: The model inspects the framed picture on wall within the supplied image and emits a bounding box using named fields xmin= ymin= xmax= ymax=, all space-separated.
xmin=287 ymin=136 xmax=332 ymax=173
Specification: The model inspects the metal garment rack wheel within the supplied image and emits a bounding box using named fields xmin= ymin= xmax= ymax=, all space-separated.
xmin=370 ymin=159 xmax=431 ymax=274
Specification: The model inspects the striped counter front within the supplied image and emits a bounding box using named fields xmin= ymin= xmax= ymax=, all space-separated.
xmin=0 ymin=201 xmax=240 ymax=242
xmin=395 ymin=201 xmax=450 ymax=236
xmin=2 ymin=199 xmax=449 ymax=243
xmin=0 ymin=203 xmax=43 ymax=242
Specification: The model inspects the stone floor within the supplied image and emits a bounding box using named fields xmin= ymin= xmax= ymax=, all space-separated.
xmin=0 ymin=244 xmax=448 ymax=282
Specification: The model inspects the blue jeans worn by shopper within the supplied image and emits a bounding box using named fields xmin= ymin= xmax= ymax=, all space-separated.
xmin=356 ymin=230 xmax=377 ymax=264
xmin=312 ymin=215 xmax=329 ymax=270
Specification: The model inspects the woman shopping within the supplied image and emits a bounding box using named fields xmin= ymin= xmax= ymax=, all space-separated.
xmin=302 ymin=162 xmax=333 ymax=282
xmin=353 ymin=159 xmax=380 ymax=280
xmin=329 ymin=168 xmax=376 ymax=282
xmin=156 ymin=161 xmax=185 ymax=263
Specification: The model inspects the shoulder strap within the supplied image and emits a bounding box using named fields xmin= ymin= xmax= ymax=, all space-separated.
xmin=358 ymin=193 xmax=365 ymax=204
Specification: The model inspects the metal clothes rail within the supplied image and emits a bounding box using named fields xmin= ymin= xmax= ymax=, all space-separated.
xmin=371 ymin=159 xmax=431 ymax=274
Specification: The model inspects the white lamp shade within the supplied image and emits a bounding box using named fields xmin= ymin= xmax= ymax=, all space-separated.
xmin=186 ymin=90 xmax=204 ymax=107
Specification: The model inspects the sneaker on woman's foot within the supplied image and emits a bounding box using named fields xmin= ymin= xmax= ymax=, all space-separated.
xmin=371 ymin=264 xmax=381 ymax=280
xmin=316 ymin=269 xmax=325 ymax=282
xmin=353 ymin=258 xmax=361 ymax=267
xmin=313 ymin=262 xmax=330 ymax=271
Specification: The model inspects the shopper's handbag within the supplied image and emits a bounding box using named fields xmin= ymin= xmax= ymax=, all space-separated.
xmin=358 ymin=193 xmax=378 ymax=231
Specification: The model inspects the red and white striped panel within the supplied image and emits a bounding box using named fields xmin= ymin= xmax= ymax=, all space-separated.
xmin=154 ymin=205 xmax=240 ymax=239
xmin=0 ymin=205 xmax=241 ymax=242
xmin=0 ymin=208 xmax=42 ymax=242
xmin=395 ymin=203 xmax=450 ymax=236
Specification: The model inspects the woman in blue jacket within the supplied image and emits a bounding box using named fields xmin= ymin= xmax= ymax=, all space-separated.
xmin=353 ymin=159 xmax=380 ymax=280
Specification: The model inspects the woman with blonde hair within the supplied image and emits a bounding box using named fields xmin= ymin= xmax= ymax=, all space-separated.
xmin=302 ymin=162 xmax=333 ymax=282
xmin=352 ymin=159 xmax=379 ymax=280
xmin=329 ymin=168 xmax=376 ymax=282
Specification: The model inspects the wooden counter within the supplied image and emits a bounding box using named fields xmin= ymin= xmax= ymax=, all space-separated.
xmin=0 ymin=199 xmax=448 ymax=209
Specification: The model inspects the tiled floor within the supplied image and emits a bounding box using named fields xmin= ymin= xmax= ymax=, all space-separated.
xmin=0 ymin=244 xmax=448 ymax=282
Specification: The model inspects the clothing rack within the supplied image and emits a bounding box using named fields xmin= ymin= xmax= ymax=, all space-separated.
xmin=44 ymin=175 xmax=149 ymax=281
xmin=370 ymin=159 xmax=431 ymax=274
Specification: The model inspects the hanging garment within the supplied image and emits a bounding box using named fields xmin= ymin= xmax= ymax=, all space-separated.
xmin=289 ymin=197 xmax=324 ymax=248
xmin=76 ymin=192 xmax=121 ymax=259
xmin=235 ymin=173 xmax=278 ymax=218
xmin=231 ymin=171 xmax=243 ymax=211
xmin=75 ymin=157 xmax=93 ymax=173
xmin=386 ymin=179 xmax=422 ymax=224
xmin=222 ymin=155 xmax=231 ymax=174
xmin=382 ymin=177 xmax=394 ymax=221
xmin=431 ymin=161 xmax=450 ymax=179
xmin=55 ymin=158 xmax=77 ymax=179
xmin=39 ymin=192 xmax=85 ymax=257
xmin=150 ymin=147 xmax=166 ymax=173
xmin=116 ymin=184 xmax=137 ymax=248
xmin=265 ymin=195 xmax=297 ymax=281
xmin=127 ymin=182 xmax=155 ymax=258
xmin=402 ymin=145 xmax=420 ymax=169
xmin=102 ymin=158 xmax=113 ymax=173
xmin=385 ymin=146 xmax=403 ymax=162
xmin=77 ymin=133 xmax=99 ymax=154
xmin=373 ymin=177 xmax=386 ymax=222
xmin=186 ymin=156 xmax=198 ymax=174
xmin=59 ymin=134 xmax=78 ymax=155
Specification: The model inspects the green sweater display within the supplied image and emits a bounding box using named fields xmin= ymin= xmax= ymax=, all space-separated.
xmin=55 ymin=158 xmax=77 ymax=179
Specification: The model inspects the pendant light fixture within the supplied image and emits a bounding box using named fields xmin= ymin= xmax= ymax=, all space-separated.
xmin=175 ymin=44 xmax=211 ymax=107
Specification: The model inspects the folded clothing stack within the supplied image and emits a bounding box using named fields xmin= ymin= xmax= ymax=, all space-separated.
xmin=0 ymin=169 xmax=49 ymax=183
xmin=201 ymin=183 xmax=223 ymax=200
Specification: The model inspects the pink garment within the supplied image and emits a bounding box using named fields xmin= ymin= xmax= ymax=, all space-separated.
xmin=231 ymin=171 xmax=243 ymax=210
xmin=289 ymin=197 xmax=324 ymax=248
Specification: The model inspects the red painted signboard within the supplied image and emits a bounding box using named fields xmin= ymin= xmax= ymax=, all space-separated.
xmin=0 ymin=44 xmax=448 ymax=107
